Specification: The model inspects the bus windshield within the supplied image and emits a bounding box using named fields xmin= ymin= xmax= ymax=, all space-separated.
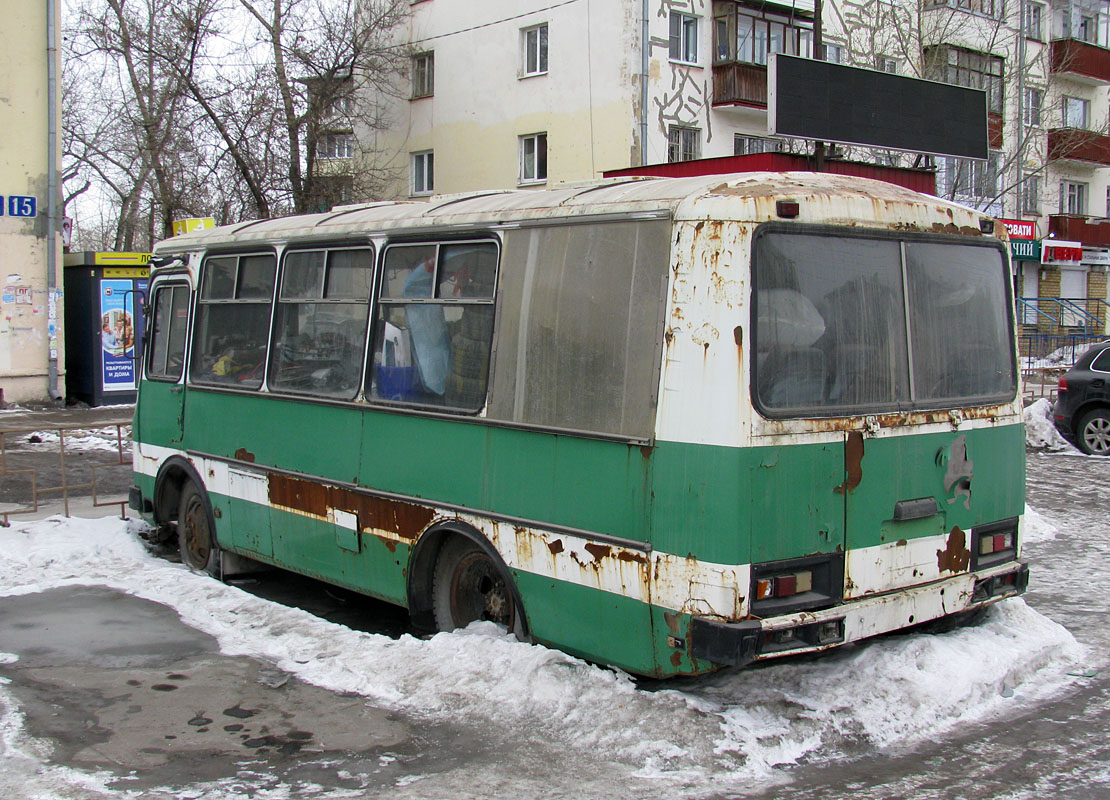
xmin=753 ymin=227 xmax=1016 ymax=416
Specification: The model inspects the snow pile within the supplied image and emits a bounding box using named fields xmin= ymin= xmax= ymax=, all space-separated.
xmin=1022 ymin=504 xmax=1059 ymax=544
xmin=0 ymin=517 xmax=1086 ymax=793
xmin=1024 ymin=398 xmax=1075 ymax=453
xmin=15 ymin=427 xmax=130 ymax=454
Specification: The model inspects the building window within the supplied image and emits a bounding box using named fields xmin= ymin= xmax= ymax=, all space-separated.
xmin=522 ymin=23 xmax=548 ymax=76
xmin=941 ymin=152 xmax=1000 ymax=200
xmin=1022 ymin=175 xmax=1041 ymax=215
xmin=1063 ymin=96 xmax=1090 ymax=128
xmin=667 ymin=126 xmax=701 ymax=162
xmin=519 ymin=133 xmax=547 ymax=183
xmin=1079 ymin=13 xmax=1098 ymax=43
xmin=412 ymin=150 xmax=434 ymax=195
xmin=876 ymin=56 xmax=898 ymax=73
xmin=925 ymin=46 xmax=1003 ymax=115
xmin=316 ymin=132 xmax=354 ymax=160
xmin=734 ymin=135 xmax=783 ymax=155
xmin=325 ymin=96 xmax=352 ymax=119
xmin=412 ymin=52 xmax=434 ymax=98
xmin=669 ymin=12 xmax=699 ymax=64
xmin=713 ymin=6 xmax=812 ymax=65
xmin=1024 ymin=4 xmax=1043 ymax=39
xmin=1061 ymin=181 xmax=1088 ymax=215
xmin=1023 ymin=87 xmax=1043 ymax=126
xmin=822 ymin=44 xmax=844 ymax=63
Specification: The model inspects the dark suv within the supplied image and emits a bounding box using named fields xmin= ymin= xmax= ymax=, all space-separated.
xmin=1054 ymin=341 xmax=1110 ymax=455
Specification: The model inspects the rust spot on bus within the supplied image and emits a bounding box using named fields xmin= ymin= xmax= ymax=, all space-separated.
xmin=771 ymin=402 xmax=1010 ymax=435
xmin=834 ymin=431 xmax=864 ymax=494
xmin=585 ymin=543 xmax=612 ymax=561
xmin=616 ymin=550 xmax=648 ymax=565
xmin=381 ymin=538 xmax=397 ymax=553
xmin=234 ymin=448 xmax=255 ymax=463
xmin=670 ymin=651 xmax=682 ymax=668
xmin=937 ymin=526 xmax=971 ymax=573
xmin=547 ymin=539 xmax=564 ymax=555
xmin=733 ymin=326 xmax=743 ymax=347
xmin=266 ymin=473 xmax=435 ymax=539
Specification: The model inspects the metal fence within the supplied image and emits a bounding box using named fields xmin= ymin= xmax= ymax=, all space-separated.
xmin=0 ymin=420 xmax=132 ymax=526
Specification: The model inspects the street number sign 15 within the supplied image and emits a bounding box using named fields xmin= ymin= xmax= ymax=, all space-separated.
xmin=4 ymin=196 xmax=38 ymax=217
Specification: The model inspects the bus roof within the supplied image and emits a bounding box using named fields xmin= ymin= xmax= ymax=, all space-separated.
xmin=153 ymin=172 xmax=999 ymax=255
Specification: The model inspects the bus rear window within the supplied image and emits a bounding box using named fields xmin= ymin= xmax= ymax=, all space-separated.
xmin=753 ymin=227 xmax=1015 ymax=417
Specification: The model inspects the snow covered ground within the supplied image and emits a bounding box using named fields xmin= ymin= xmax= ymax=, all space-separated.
xmin=0 ymin=416 xmax=1102 ymax=798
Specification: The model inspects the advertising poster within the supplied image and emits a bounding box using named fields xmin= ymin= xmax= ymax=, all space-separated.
xmin=100 ymin=279 xmax=137 ymax=391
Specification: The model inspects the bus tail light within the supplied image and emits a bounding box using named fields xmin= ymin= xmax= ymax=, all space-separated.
xmin=970 ymin=517 xmax=1019 ymax=570
xmin=755 ymin=569 xmax=813 ymax=600
xmin=750 ymin=552 xmax=844 ymax=616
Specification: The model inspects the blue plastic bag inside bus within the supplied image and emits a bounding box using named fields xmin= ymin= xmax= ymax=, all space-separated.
xmin=376 ymin=365 xmax=417 ymax=400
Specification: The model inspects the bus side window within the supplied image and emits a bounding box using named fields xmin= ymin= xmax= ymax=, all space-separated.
xmin=146 ymin=284 xmax=189 ymax=381
xmin=369 ymin=241 xmax=497 ymax=410
xmin=269 ymin=247 xmax=374 ymax=400
xmin=190 ymin=253 xmax=276 ymax=389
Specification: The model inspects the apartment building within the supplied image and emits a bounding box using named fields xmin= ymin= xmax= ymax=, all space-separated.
xmin=320 ymin=0 xmax=1110 ymax=337
xmin=0 ymin=1 xmax=64 ymax=404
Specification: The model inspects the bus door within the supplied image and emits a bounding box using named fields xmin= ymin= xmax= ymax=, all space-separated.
xmin=136 ymin=280 xmax=191 ymax=452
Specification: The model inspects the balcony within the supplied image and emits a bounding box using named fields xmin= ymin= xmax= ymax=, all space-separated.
xmin=1048 ymin=127 xmax=1110 ymax=166
xmin=1050 ymin=38 xmax=1110 ymax=85
xmin=1049 ymin=214 xmax=1110 ymax=248
xmin=713 ymin=62 xmax=768 ymax=108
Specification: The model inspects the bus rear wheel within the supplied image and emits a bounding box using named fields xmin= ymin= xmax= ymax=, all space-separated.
xmin=432 ymin=537 xmax=523 ymax=637
xmin=178 ymin=481 xmax=220 ymax=576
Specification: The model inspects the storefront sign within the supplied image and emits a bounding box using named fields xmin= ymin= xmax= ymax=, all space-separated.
xmin=1011 ymin=239 xmax=1041 ymax=261
xmin=1082 ymin=248 xmax=1110 ymax=267
xmin=1043 ymin=241 xmax=1084 ymax=264
xmin=100 ymin=279 xmax=137 ymax=392
xmin=1000 ymin=218 xmax=1035 ymax=239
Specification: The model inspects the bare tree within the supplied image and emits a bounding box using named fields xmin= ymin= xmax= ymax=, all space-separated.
xmin=63 ymin=0 xmax=410 ymax=249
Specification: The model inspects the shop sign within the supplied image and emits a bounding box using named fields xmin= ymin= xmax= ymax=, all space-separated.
xmin=1011 ymin=239 xmax=1041 ymax=261
xmin=1043 ymin=241 xmax=1084 ymax=264
xmin=1000 ymin=218 xmax=1035 ymax=239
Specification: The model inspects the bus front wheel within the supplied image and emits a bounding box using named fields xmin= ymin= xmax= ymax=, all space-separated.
xmin=432 ymin=537 xmax=523 ymax=638
xmin=178 ymin=481 xmax=220 ymax=576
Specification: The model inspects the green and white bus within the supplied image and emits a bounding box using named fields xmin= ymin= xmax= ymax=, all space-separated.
xmin=130 ymin=172 xmax=1028 ymax=678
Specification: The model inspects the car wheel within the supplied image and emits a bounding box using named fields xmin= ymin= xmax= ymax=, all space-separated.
xmin=1077 ymin=408 xmax=1110 ymax=456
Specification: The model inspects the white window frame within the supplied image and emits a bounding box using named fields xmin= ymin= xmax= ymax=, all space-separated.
xmin=411 ymin=150 xmax=434 ymax=196
xmin=1023 ymin=87 xmax=1043 ymax=126
xmin=667 ymin=125 xmax=701 ymax=163
xmin=522 ymin=23 xmax=549 ymax=77
xmin=669 ymin=12 xmax=699 ymax=64
xmin=1063 ymin=96 xmax=1091 ymax=129
xmin=876 ymin=56 xmax=898 ymax=73
xmin=1022 ymin=175 xmax=1041 ymax=215
xmin=734 ymin=135 xmax=783 ymax=155
xmin=822 ymin=43 xmax=844 ymax=63
xmin=519 ymin=133 xmax=548 ymax=184
xmin=1023 ymin=3 xmax=1043 ymax=39
xmin=1061 ymin=180 xmax=1088 ymax=215
xmin=317 ymin=132 xmax=354 ymax=160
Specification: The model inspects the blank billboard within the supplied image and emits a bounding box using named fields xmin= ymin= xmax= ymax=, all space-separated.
xmin=769 ymin=54 xmax=988 ymax=160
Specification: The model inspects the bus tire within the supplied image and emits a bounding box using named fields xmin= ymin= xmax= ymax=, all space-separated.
xmin=432 ymin=537 xmax=523 ymax=638
xmin=178 ymin=481 xmax=220 ymax=576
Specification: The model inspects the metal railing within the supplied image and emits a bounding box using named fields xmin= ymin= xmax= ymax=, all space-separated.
xmin=1017 ymin=296 xmax=1103 ymax=331
xmin=0 ymin=421 xmax=131 ymax=526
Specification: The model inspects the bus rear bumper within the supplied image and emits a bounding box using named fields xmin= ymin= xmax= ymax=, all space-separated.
xmin=689 ymin=561 xmax=1029 ymax=668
